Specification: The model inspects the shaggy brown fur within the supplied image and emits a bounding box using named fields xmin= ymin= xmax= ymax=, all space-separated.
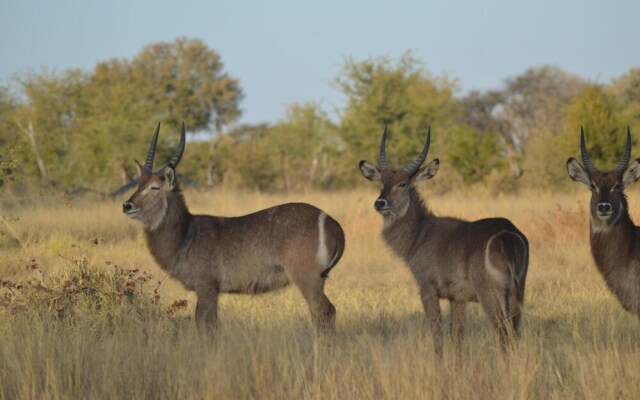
xmin=123 ymin=124 xmax=344 ymax=333
xmin=360 ymin=127 xmax=529 ymax=355
xmin=567 ymin=128 xmax=640 ymax=318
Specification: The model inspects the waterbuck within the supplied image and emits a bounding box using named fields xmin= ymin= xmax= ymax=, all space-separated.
xmin=566 ymin=127 xmax=640 ymax=317
xmin=123 ymin=123 xmax=345 ymax=333
xmin=359 ymin=126 xmax=529 ymax=355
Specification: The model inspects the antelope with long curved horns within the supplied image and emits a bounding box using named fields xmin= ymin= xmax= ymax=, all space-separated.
xmin=567 ymin=127 xmax=640 ymax=317
xmin=359 ymin=126 xmax=529 ymax=355
xmin=123 ymin=123 xmax=345 ymax=333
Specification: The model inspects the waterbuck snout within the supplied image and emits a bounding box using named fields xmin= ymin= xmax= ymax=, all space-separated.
xmin=360 ymin=126 xmax=529 ymax=355
xmin=566 ymin=127 xmax=640 ymax=317
xmin=124 ymin=122 xmax=345 ymax=333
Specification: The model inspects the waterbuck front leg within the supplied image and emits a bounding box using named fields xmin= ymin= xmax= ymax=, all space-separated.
xmin=195 ymin=282 xmax=219 ymax=332
xmin=420 ymin=284 xmax=443 ymax=357
xmin=450 ymin=300 xmax=466 ymax=347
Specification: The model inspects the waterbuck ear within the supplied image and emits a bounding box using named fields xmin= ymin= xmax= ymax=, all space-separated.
xmin=414 ymin=159 xmax=439 ymax=182
xmin=359 ymin=160 xmax=381 ymax=181
xmin=163 ymin=166 xmax=177 ymax=189
xmin=135 ymin=160 xmax=143 ymax=177
xmin=566 ymin=158 xmax=590 ymax=187
xmin=622 ymin=158 xmax=640 ymax=188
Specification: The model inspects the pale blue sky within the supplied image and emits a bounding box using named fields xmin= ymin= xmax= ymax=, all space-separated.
xmin=1 ymin=0 xmax=639 ymax=126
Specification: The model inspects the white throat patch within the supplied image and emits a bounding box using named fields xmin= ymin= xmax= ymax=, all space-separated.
xmin=146 ymin=196 xmax=168 ymax=231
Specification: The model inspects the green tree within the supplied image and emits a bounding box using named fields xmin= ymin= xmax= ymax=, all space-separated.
xmin=76 ymin=38 xmax=243 ymax=189
xmin=499 ymin=66 xmax=583 ymax=147
xmin=269 ymin=103 xmax=341 ymax=190
xmin=463 ymin=66 xmax=584 ymax=182
xmin=129 ymin=37 xmax=243 ymax=131
xmin=0 ymin=87 xmax=17 ymax=189
xmin=11 ymin=70 xmax=87 ymax=187
xmin=0 ymin=39 xmax=243 ymax=191
xmin=0 ymin=144 xmax=18 ymax=189
xmin=610 ymin=68 xmax=640 ymax=132
xmin=218 ymin=103 xmax=341 ymax=191
xmin=446 ymin=127 xmax=505 ymax=184
xmin=524 ymin=83 xmax=630 ymax=188
xmin=565 ymin=84 xmax=631 ymax=169
xmin=336 ymin=53 xmax=458 ymax=183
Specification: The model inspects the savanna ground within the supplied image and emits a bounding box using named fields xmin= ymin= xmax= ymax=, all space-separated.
xmin=0 ymin=187 xmax=638 ymax=399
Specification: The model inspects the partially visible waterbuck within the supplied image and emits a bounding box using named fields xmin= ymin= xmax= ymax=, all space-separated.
xmin=123 ymin=123 xmax=345 ymax=333
xmin=359 ymin=126 xmax=529 ymax=355
xmin=566 ymin=127 xmax=640 ymax=318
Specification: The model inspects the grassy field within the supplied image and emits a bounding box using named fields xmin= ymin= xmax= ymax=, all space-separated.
xmin=0 ymin=187 xmax=638 ymax=399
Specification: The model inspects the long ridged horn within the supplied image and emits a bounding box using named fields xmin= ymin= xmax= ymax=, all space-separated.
xmin=378 ymin=124 xmax=389 ymax=170
xmin=144 ymin=122 xmax=161 ymax=173
xmin=166 ymin=121 xmax=186 ymax=168
xmin=580 ymin=126 xmax=596 ymax=174
xmin=404 ymin=126 xmax=431 ymax=176
xmin=614 ymin=127 xmax=632 ymax=173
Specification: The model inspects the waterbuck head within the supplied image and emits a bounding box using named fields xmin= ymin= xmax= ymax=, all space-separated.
xmin=122 ymin=122 xmax=186 ymax=230
xmin=567 ymin=127 xmax=640 ymax=231
xmin=359 ymin=125 xmax=440 ymax=218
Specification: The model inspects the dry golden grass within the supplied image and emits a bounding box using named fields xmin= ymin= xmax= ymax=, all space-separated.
xmin=0 ymin=187 xmax=639 ymax=399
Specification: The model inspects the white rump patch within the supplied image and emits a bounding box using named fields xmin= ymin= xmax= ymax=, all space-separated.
xmin=316 ymin=212 xmax=330 ymax=267
xmin=485 ymin=231 xmax=509 ymax=285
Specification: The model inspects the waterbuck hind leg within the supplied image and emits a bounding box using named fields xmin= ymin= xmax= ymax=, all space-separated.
xmin=420 ymin=285 xmax=443 ymax=357
xmin=312 ymin=291 xmax=336 ymax=335
xmin=289 ymin=270 xmax=336 ymax=335
xmin=474 ymin=285 xmax=513 ymax=350
xmin=509 ymin=288 xmax=523 ymax=336
xmin=450 ymin=300 xmax=466 ymax=347
xmin=195 ymin=283 xmax=219 ymax=333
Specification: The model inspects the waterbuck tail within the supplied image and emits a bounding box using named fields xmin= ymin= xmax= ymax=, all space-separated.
xmin=513 ymin=232 xmax=529 ymax=305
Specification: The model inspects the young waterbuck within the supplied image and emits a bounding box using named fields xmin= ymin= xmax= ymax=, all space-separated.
xmin=359 ymin=126 xmax=529 ymax=355
xmin=566 ymin=127 xmax=640 ymax=317
xmin=123 ymin=123 xmax=345 ymax=333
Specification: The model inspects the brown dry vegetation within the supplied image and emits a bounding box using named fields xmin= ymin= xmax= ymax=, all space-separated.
xmin=0 ymin=188 xmax=639 ymax=399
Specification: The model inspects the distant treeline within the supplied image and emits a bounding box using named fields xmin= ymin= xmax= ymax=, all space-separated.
xmin=1 ymin=38 xmax=639 ymax=194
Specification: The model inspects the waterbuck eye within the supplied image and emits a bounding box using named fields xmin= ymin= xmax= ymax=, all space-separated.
xmin=588 ymin=183 xmax=596 ymax=191
xmin=150 ymin=186 xmax=160 ymax=191
xmin=398 ymin=182 xmax=407 ymax=188
xmin=613 ymin=183 xmax=621 ymax=191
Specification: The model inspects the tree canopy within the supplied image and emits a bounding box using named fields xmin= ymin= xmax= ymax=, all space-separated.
xmin=1 ymin=40 xmax=639 ymax=194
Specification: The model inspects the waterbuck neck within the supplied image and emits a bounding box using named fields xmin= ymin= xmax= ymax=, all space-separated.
xmin=144 ymin=190 xmax=192 ymax=271
xmin=382 ymin=188 xmax=433 ymax=261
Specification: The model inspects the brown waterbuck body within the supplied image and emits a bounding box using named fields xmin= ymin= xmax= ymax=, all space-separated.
xmin=123 ymin=123 xmax=345 ymax=333
xmin=359 ymin=126 xmax=529 ymax=355
xmin=567 ymin=127 xmax=640 ymax=317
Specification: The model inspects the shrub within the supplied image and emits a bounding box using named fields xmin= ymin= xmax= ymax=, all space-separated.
xmin=0 ymin=257 xmax=189 ymax=331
